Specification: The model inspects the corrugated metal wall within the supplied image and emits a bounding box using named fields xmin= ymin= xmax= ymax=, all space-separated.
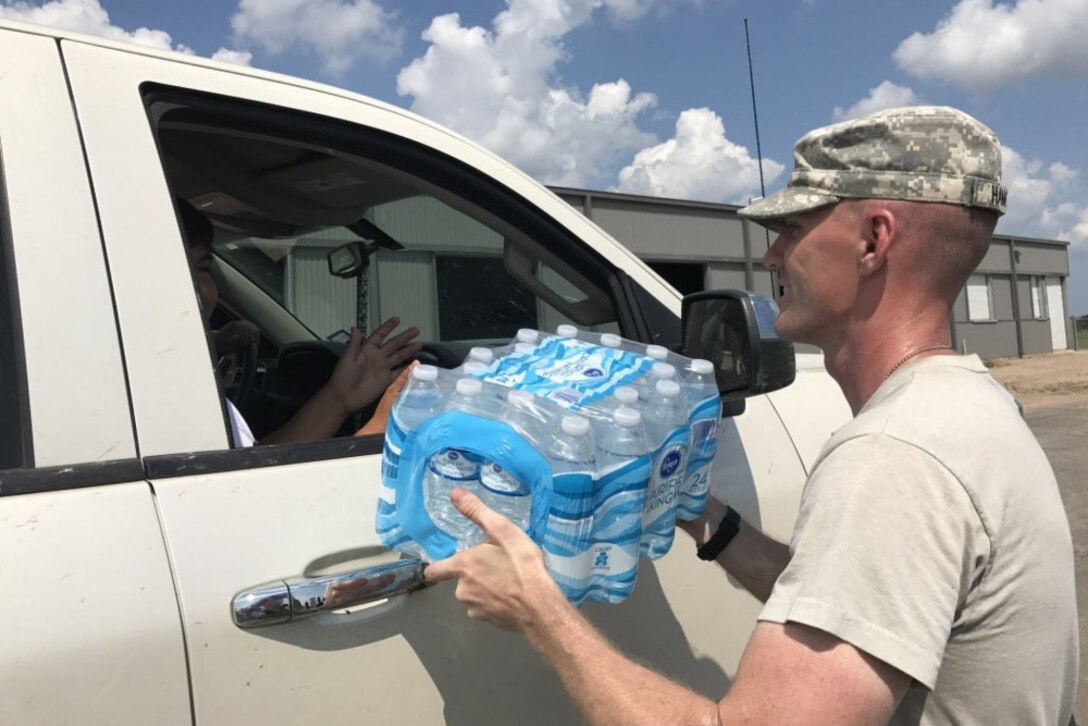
xmin=286 ymin=247 xmax=356 ymax=338
xmin=371 ymin=251 xmax=439 ymax=341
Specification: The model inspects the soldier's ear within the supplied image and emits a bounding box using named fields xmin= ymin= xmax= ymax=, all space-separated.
xmin=858 ymin=206 xmax=895 ymax=276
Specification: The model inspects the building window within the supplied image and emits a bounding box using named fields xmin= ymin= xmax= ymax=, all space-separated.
xmin=966 ymin=274 xmax=995 ymax=322
xmin=647 ymin=262 xmax=706 ymax=296
xmin=1030 ymin=276 xmax=1048 ymax=320
xmin=435 ymin=255 xmax=537 ymax=340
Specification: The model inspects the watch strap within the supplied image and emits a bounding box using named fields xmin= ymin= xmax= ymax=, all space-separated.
xmin=696 ymin=506 xmax=742 ymax=561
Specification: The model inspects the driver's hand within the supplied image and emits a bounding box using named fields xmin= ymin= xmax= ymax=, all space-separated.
xmin=214 ymin=320 xmax=260 ymax=356
xmin=327 ymin=317 xmax=421 ymax=416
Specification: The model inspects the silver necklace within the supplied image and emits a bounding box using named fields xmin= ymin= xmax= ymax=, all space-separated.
xmin=882 ymin=344 xmax=954 ymax=382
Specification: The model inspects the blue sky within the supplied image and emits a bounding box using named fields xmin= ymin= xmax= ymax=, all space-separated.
xmin=4 ymin=0 xmax=1087 ymax=314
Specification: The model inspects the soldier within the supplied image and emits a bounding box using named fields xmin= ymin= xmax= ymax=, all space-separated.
xmin=426 ymin=106 xmax=1078 ymax=725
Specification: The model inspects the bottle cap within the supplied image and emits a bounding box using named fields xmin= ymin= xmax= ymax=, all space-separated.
xmin=455 ymin=377 xmax=483 ymax=396
xmin=412 ymin=364 xmax=438 ymax=382
xmin=645 ymin=344 xmax=669 ymax=360
xmin=514 ymin=342 xmax=536 ymax=354
xmin=691 ymin=359 xmax=714 ymax=375
xmin=600 ymin=333 xmax=622 ymax=348
xmin=613 ymin=385 xmax=639 ymax=405
xmin=462 ymin=361 xmax=487 ymax=375
xmin=468 ymin=346 xmax=494 ymax=363
xmin=652 ymin=361 xmax=676 ymax=379
xmin=556 ymin=324 xmax=578 ymax=339
xmin=516 ymin=328 xmax=539 ymax=344
xmin=561 ymin=415 xmax=590 ymax=437
xmin=613 ymin=406 xmax=641 ymax=428
xmin=507 ymin=389 xmax=534 ymax=407
xmin=656 ymin=379 xmax=681 ymax=398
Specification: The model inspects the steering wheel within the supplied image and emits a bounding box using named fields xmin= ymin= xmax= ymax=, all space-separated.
xmin=220 ymin=342 xmax=258 ymax=411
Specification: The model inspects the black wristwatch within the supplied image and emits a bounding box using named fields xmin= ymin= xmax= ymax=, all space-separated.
xmin=696 ymin=507 xmax=742 ymax=561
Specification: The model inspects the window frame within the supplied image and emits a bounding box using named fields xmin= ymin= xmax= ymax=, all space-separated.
xmin=1029 ymin=275 xmax=1049 ymax=321
xmin=966 ymin=274 xmax=996 ymax=323
xmin=140 ymin=84 xmax=655 ymax=461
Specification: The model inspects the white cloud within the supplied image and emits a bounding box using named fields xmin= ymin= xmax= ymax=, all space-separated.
xmin=0 ymin=0 xmax=182 ymax=51
xmin=616 ymin=108 xmax=783 ymax=203
xmin=0 ymin=0 xmax=253 ymax=65
xmin=230 ymin=0 xmax=402 ymax=75
xmin=894 ymin=0 xmax=1088 ymax=92
xmin=396 ymin=1 xmax=708 ymax=187
xmin=211 ymin=48 xmax=253 ymax=66
xmin=831 ymin=81 xmax=921 ymax=122
xmin=997 ymin=145 xmax=1087 ymax=250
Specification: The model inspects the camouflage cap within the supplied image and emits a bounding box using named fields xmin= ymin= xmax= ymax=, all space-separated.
xmin=738 ymin=106 xmax=1007 ymax=225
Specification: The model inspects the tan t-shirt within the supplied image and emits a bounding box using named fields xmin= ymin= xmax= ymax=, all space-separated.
xmin=760 ymin=354 xmax=1077 ymax=725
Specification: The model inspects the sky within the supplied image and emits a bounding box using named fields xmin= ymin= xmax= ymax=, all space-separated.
xmin=3 ymin=0 xmax=1087 ymax=314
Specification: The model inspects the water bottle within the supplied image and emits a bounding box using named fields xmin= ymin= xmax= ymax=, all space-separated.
xmin=506 ymin=388 xmax=544 ymax=445
xmin=514 ymin=342 xmax=536 ymax=355
xmin=556 ymin=324 xmax=578 ymax=339
xmin=678 ymin=359 xmax=721 ymax=519
xmin=462 ymin=360 xmax=488 ymax=376
xmin=541 ymin=414 xmax=596 ymax=603
xmin=467 ymin=346 xmax=494 ymax=365
xmin=423 ymin=377 xmax=487 ymax=543
xmin=600 ymin=332 xmax=622 ymax=348
xmin=380 ymin=364 xmax=445 ymax=558
xmin=517 ymin=328 xmax=540 ymax=345
xmin=590 ymin=406 xmax=650 ymax=603
xmin=641 ymin=379 xmax=688 ymax=558
xmin=645 ymin=344 xmax=669 ymax=361
xmin=392 ymin=364 xmax=443 ymax=432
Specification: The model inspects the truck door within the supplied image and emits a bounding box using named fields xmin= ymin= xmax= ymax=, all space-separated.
xmin=0 ymin=29 xmax=190 ymax=725
xmin=61 ymin=38 xmax=810 ymax=725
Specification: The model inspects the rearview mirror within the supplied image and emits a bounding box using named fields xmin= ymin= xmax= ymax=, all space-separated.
xmin=681 ymin=290 xmax=795 ymax=401
xmin=327 ymin=242 xmax=368 ymax=278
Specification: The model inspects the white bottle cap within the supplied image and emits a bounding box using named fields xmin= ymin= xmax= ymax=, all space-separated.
xmin=691 ymin=358 xmax=714 ymax=375
xmin=656 ymin=379 xmax=681 ymax=398
xmin=514 ymin=342 xmax=536 ymax=354
xmin=556 ymin=324 xmax=578 ymax=339
xmin=645 ymin=344 xmax=669 ymax=360
xmin=462 ymin=361 xmax=488 ymax=375
xmin=516 ymin=328 xmax=539 ymax=344
xmin=507 ymin=388 xmax=534 ymax=407
xmin=455 ymin=377 xmax=483 ymax=396
xmin=613 ymin=385 xmax=639 ymax=405
xmin=561 ymin=414 xmax=590 ymax=437
xmin=651 ymin=361 xmax=676 ymax=379
xmin=412 ymin=364 xmax=438 ymax=382
xmin=468 ymin=346 xmax=494 ymax=363
xmin=613 ymin=406 xmax=641 ymax=428
xmin=600 ymin=333 xmax=622 ymax=348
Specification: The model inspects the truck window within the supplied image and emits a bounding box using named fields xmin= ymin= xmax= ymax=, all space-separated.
xmin=0 ymin=175 xmax=27 ymax=470
xmin=144 ymin=87 xmax=623 ymax=444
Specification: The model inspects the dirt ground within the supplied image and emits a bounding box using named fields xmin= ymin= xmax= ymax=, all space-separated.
xmin=987 ymin=349 xmax=1088 ymax=408
xmin=987 ymin=351 xmax=1088 ymax=722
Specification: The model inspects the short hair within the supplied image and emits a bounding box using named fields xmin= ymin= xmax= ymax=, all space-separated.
xmin=924 ymin=205 xmax=999 ymax=300
xmin=176 ymin=199 xmax=213 ymax=247
xmin=852 ymin=199 xmax=997 ymax=302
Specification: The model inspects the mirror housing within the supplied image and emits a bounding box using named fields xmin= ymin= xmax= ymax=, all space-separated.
xmin=681 ymin=289 xmax=795 ymax=401
xmin=327 ymin=241 xmax=368 ymax=278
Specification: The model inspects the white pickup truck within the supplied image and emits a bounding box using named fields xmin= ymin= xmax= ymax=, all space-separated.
xmin=0 ymin=18 xmax=851 ymax=725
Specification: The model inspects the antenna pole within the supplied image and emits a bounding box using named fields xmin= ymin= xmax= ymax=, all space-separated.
xmin=744 ymin=17 xmax=775 ymax=280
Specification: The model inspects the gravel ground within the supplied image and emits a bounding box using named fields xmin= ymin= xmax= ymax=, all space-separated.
xmin=989 ymin=351 xmax=1087 ymax=722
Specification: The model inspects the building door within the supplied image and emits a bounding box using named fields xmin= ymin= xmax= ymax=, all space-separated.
xmin=1047 ymin=277 xmax=1067 ymax=350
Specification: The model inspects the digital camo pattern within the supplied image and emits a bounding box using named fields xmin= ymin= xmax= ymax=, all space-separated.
xmin=739 ymin=106 xmax=1007 ymax=222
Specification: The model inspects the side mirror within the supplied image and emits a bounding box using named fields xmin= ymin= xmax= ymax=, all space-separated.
xmin=327 ymin=242 xmax=368 ymax=278
xmin=681 ymin=289 xmax=795 ymax=401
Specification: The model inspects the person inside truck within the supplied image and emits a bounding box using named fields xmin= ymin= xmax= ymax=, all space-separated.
xmin=424 ymin=106 xmax=1077 ymax=725
xmin=180 ymin=200 xmax=420 ymax=446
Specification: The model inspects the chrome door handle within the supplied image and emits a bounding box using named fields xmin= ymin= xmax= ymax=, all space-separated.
xmin=232 ymin=558 xmax=427 ymax=629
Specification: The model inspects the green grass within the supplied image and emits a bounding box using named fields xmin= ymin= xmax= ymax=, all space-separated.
xmin=1077 ymin=328 xmax=1088 ymax=351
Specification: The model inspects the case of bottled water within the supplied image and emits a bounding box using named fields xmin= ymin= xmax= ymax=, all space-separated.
xmin=378 ymin=325 xmax=722 ymax=605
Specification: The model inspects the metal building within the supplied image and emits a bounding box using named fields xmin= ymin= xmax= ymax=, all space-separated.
xmin=266 ymin=187 xmax=1071 ymax=361
xmin=551 ymin=187 xmax=1073 ymax=359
